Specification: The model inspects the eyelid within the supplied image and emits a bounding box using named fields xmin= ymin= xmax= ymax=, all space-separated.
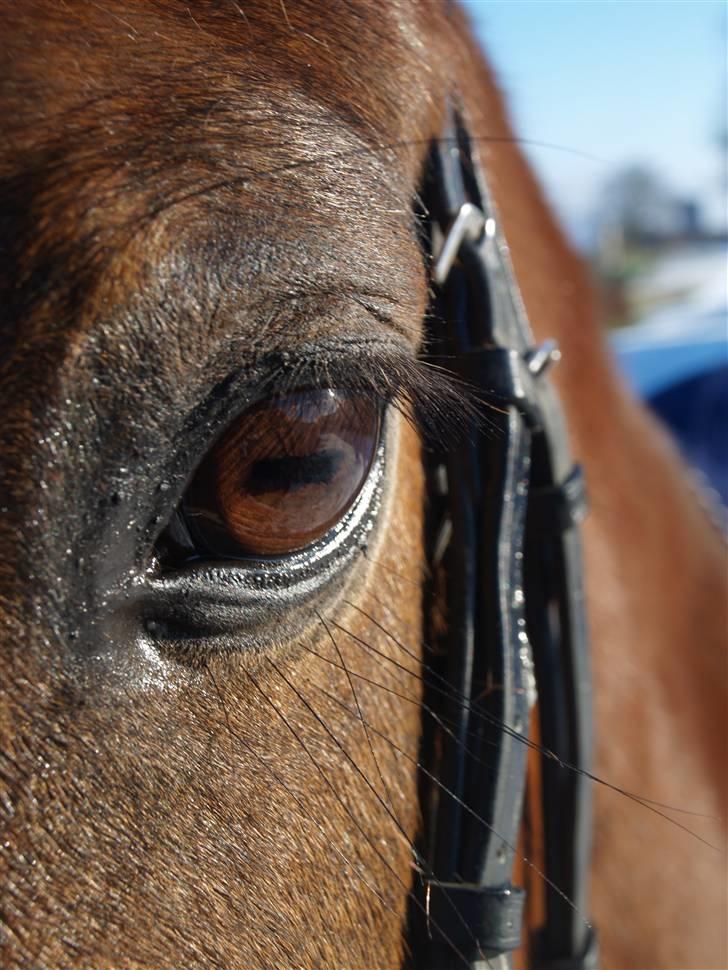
xmin=141 ymin=416 xmax=391 ymax=648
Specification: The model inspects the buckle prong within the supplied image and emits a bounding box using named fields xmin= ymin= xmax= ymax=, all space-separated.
xmin=526 ymin=339 xmax=561 ymax=376
xmin=433 ymin=201 xmax=486 ymax=284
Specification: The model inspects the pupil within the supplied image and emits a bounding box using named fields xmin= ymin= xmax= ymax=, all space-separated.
xmin=246 ymin=450 xmax=342 ymax=494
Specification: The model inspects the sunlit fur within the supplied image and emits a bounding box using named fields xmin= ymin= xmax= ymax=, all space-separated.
xmin=0 ymin=2 xmax=726 ymax=968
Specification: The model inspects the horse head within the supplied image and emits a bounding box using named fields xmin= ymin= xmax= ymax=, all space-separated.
xmin=1 ymin=3 xmax=725 ymax=968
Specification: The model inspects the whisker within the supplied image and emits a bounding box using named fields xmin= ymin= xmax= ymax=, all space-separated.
xmin=359 ymin=593 xmax=724 ymax=825
xmin=316 ymin=610 xmax=403 ymax=832
xmin=309 ymin=617 xmax=491 ymax=963
xmin=201 ymin=663 xmax=403 ymax=930
xmin=298 ymin=639 xmax=500 ymax=783
xmin=304 ymin=636 xmax=723 ymax=862
xmin=336 ymin=607 xmax=722 ymax=843
xmin=270 ymin=650 xmax=411 ymax=852
xmin=361 ymin=550 xmax=429 ymax=589
xmin=247 ymin=662 xmax=474 ymax=968
xmin=313 ymin=680 xmax=593 ymax=937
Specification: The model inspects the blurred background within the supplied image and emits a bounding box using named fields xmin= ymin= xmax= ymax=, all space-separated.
xmin=464 ymin=0 xmax=727 ymax=510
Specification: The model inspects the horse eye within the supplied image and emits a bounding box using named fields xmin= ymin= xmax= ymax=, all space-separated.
xmin=159 ymin=389 xmax=382 ymax=562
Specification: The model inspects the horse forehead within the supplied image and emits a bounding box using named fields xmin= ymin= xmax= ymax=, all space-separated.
xmin=2 ymin=0 xmax=439 ymax=136
xmin=1 ymin=1 xmax=436 ymax=393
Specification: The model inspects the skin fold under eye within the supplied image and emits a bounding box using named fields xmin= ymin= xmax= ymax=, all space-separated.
xmin=163 ymin=388 xmax=382 ymax=561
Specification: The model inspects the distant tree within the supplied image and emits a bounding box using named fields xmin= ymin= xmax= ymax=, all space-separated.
xmin=599 ymin=165 xmax=674 ymax=242
xmin=714 ymin=89 xmax=727 ymax=232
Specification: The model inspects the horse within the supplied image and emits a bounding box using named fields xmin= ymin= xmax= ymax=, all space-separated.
xmin=1 ymin=2 xmax=725 ymax=967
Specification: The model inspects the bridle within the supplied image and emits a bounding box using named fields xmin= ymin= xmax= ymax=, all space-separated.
xmin=414 ymin=106 xmax=600 ymax=969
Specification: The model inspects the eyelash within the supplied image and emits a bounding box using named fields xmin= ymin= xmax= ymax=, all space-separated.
xmin=252 ymin=346 xmax=475 ymax=446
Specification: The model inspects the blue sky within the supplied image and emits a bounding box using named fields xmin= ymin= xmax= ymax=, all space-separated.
xmin=462 ymin=1 xmax=726 ymax=238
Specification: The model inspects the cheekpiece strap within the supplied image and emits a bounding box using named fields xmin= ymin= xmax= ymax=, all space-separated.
xmin=419 ymin=101 xmax=598 ymax=969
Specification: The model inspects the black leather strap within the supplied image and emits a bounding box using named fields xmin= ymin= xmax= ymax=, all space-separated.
xmin=527 ymin=466 xmax=588 ymax=535
xmin=419 ymin=107 xmax=534 ymax=969
xmin=534 ymin=928 xmax=600 ymax=970
xmin=418 ymin=104 xmax=598 ymax=969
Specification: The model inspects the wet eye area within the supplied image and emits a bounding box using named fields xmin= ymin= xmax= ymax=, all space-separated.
xmin=158 ymin=389 xmax=382 ymax=563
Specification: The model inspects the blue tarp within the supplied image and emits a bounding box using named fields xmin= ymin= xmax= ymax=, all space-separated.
xmin=613 ymin=303 xmax=727 ymax=398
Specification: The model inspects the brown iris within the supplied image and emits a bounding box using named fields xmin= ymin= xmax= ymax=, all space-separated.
xmin=181 ymin=389 xmax=381 ymax=557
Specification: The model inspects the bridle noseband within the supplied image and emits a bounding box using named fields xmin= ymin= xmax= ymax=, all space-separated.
xmin=415 ymin=107 xmax=599 ymax=970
